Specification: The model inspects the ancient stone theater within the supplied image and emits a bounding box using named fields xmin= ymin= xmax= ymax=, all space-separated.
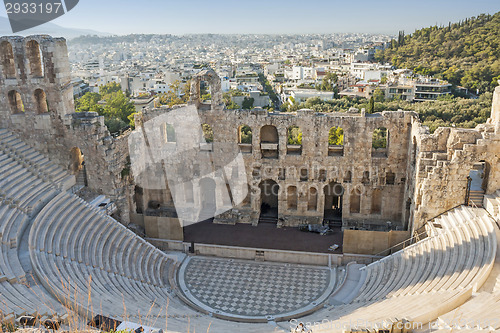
xmin=0 ymin=35 xmax=500 ymax=332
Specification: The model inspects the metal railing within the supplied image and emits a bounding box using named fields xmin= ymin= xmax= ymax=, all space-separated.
xmin=373 ymin=203 xmax=463 ymax=257
xmin=373 ymin=230 xmax=429 ymax=257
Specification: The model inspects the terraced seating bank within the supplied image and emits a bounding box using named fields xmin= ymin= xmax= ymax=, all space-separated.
xmin=0 ymin=128 xmax=500 ymax=333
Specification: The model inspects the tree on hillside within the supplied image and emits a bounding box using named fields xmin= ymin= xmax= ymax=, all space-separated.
xmin=377 ymin=12 xmax=500 ymax=93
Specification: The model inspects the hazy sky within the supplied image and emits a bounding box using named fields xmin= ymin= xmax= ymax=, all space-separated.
xmin=1 ymin=0 xmax=500 ymax=35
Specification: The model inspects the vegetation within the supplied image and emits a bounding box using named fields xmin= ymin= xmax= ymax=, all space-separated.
xmin=287 ymin=126 xmax=302 ymax=145
xmin=328 ymin=126 xmax=344 ymax=145
xmin=259 ymin=73 xmax=280 ymax=108
xmin=372 ymin=127 xmax=388 ymax=149
xmin=375 ymin=12 xmax=500 ymax=93
xmin=316 ymin=72 xmax=338 ymax=92
xmin=156 ymin=80 xmax=190 ymax=106
xmin=239 ymin=125 xmax=252 ymax=144
xmin=75 ymin=82 xmax=136 ymax=133
xmin=242 ymin=97 xmax=255 ymax=109
xmin=201 ymin=124 xmax=213 ymax=143
xmin=284 ymin=93 xmax=492 ymax=133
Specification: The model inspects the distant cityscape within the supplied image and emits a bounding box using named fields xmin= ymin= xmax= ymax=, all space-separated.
xmin=68 ymin=33 xmax=458 ymax=113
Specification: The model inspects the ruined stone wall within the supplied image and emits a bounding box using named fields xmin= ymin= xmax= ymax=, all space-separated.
xmin=136 ymin=70 xmax=417 ymax=229
xmin=411 ymin=85 xmax=500 ymax=230
xmin=0 ymin=35 xmax=131 ymax=223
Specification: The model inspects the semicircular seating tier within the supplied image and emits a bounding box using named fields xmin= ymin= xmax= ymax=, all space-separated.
xmin=1 ymin=127 xmax=500 ymax=333
xmin=299 ymin=205 xmax=498 ymax=332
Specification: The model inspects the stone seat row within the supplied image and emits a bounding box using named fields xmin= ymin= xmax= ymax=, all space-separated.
xmin=0 ymin=155 xmax=58 ymax=215
xmin=30 ymin=193 xmax=173 ymax=288
xmin=0 ymin=203 xmax=65 ymax=318
xmin=295 ymin=205 xmax=497 ymax=332
xmin=28 ymin=191 xmax=209 ymax=328
xmin=352 ymin=206 xmax=495 ymax=305
xmin=436 ymin=290 xmax=500 ymax=331
xmin=0 ymin=129 xmax=75 ymax=191
xmin=0 ymin=204 xmax=28 ymax=283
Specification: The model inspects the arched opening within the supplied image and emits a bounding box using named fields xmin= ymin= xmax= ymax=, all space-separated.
xmin=1 ymin=41 xmax=16 ymax=79
xmin=318 ymin=169 xmax=327 ymax=182
xmin=163 ymin=123 xmax=176 ymax=143
xmin=134 ymin=186 xmax=144 ymax=214
xmin=238 ymin=124 xmax=252 ymax=153
xmin=300 ymin=168 xmax=308 ymax=182
xmin=199 ymin=178 xmax=217 ymax=221
xmin=328 ymin=126 xmax=344 ymax=156
xmin=259 ymin=179 xmax=279 ymax=222
xmin=26 ymin=40 xmax=43 ymax=78
xmin=308 ymin=187 xmax=318 ymax=211
xmin=372 ymin=127 xmax=388 ymax=157
xmin=69 ymin=147 xmax=87 ymax=186
xmin=324 ymin=182 xmax=343 ymax=225
xmin=34 ymin=88 xmax=48 ymax=114
xmin=287 ymin=186 xmax=298 ymax=210
xmin=287 ymin=125 xmax=302 ymax=155
xmin=466 ymin=161 xmax=489 ymax=207
xmin=371 ymin=188 xmax=382 ymax=214
xmin=260 ymin=125 xmax=279 ymax=159
xmin=350 ymin=188 xmax=361 ymax=214
xmin=200 ymin=80 xmax=211 ymax=103
xmin=8 ymin=90 xmax=24 ymax=114
xmin=189 ymin=69 xmax=223 ymax=110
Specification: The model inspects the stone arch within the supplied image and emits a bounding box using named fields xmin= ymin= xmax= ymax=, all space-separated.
xmin=260 ymin=125 xmax=279 ymax=159
xmin=261 ymin=125 xmax=278 ymax=143
xmin=287 ymin=125 xmax=302 ymax=155
xmin=0 ymin=41 xmax=16 ymax=79
xmin=26 ymin=40 xmax=44 ymax=77
xmin=350 ymin=187 xmax=361 ymax=214
xmin=189 ymin=69 xmax=223 ymax=109
xmin=260 ymin=179 xmax=279 ymax=217
xmin=371 ymin=188 xmax=382 ymax=214
xmin=287 ymin=185 xmax=298 ymax=210
xmin=308 ymin=187 xmax=318 ymax=211
xmin=34 ymin=88 xmax=49 ymax=114
xmin=8 ymin=90 xmax=24 ymax=114
xmin=324 ymin=181 xmax=344 ymax=220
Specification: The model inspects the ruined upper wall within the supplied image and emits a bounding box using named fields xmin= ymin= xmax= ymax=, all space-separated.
xmin=0 ymin=35 xmax=74 ymax=129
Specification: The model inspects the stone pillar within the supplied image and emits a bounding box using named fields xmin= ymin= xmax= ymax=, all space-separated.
xmin=490 ymin=82 xmax=500 ymax=124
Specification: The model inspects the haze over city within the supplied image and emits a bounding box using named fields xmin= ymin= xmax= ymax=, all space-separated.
xmin=1 ymin=0 xmax=500 ymax=35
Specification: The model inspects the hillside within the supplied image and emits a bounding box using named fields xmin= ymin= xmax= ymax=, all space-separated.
xmin=375 ymin=12 xmax=500 ymax=93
